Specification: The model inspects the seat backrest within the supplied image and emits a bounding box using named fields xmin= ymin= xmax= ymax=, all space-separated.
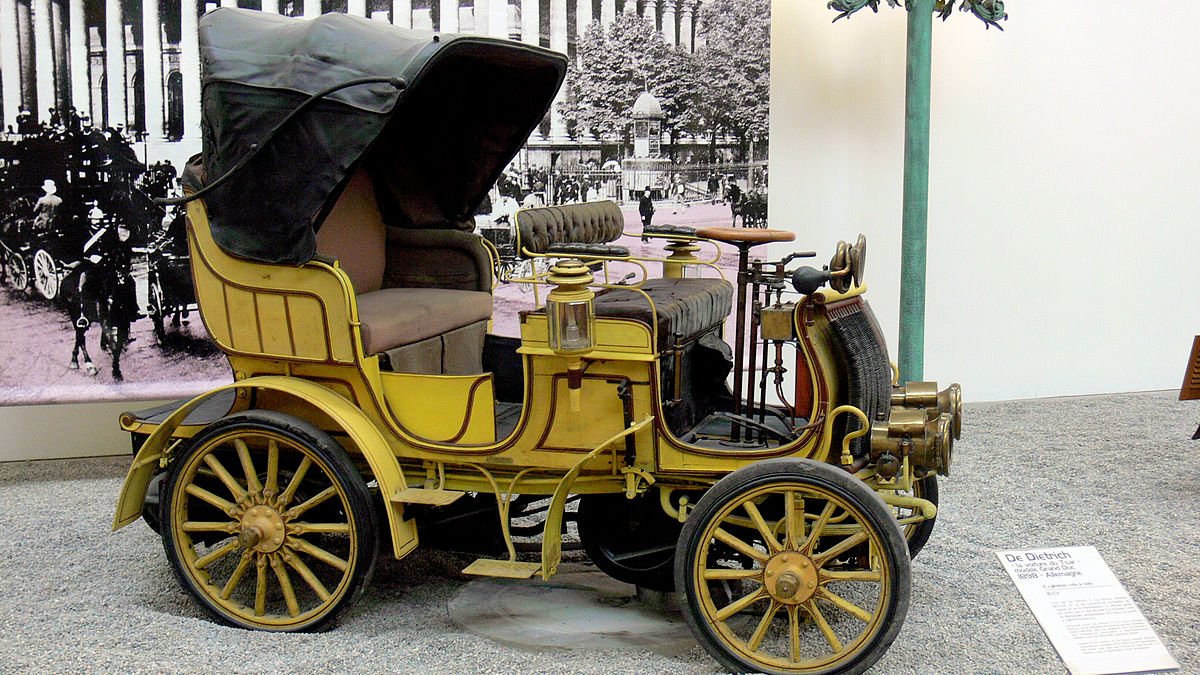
xmin=383 ymin=227 xmax=493 ymax=293
xmin=315 ymin=169 xmax=386 ymax=294
xmin=514 ymin=200 xmax=624 ymax=257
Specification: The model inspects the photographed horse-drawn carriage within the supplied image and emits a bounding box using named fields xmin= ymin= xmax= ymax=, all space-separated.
xmin=113 ymin=9 xmax=961 ymax=674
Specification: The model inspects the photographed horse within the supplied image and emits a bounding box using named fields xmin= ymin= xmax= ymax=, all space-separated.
xmin=60 ymin=250 xmax=137 ymax=381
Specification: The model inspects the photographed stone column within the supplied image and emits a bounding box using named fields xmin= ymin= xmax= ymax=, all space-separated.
xmin=392 ymin=0 xmax=411 ymax=27
xmin=549 ymin=0 xmax=566 ymax=139
xmin=642 ymin=0 xmax=655 ymax=29
xmin=220 ymin=0 xmax=236 ymax=7
xmin=33 ymin=0 xmax=53 ymax=120
xmin=143 ymin=0 xmax=164 ymax=138
xmin=261 ymin=0 xmax=279 ymax=13
xmin=474 ymin=0 xmax=505 ymax=37
xmin=50 ymin=0 xmax=67 ymax=110
xmin=348 ymin=0 xmax=366 ymax=17
xmin=181 ymin=0 xmax=200 ymax=141
xmin=600 ymin=0 xmax=614 ymax=26
xmin=0 ymin=0 xmax=21 ymax=129
xmin=439 ymin=0 xmax=457 ymax=31
xmin=678 ymin=0 xmax=692 ymax=52
xmin=622 ymin=0 xmax=634 ymax=14
xmin=520 ymin=0 xmax=536 ymax=44
xmin=303 ymin=0 xmax=320 ymax=18
xmin=661 ymin=0 xmax=675 ymax=46
xmin=104 ymin=0 xmax=125 ymax=127
xmin=67 ymin=0 xmax=85 ymax=114
xmin=575 ymin=0 xmax=590 ymax=36
xmin=16 ymin=0 xmax=33 ymax=113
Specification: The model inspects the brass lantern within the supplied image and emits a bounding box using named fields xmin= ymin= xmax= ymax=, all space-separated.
xmin=546 ymin=260 xmax=596 ymax=410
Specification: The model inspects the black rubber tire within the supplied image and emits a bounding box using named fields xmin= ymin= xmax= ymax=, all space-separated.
xmin=674 ymin=458 xmax=911 ymax=675
xmin=578 ymin=490 xmax=682 ymax=592
xmin=903 ymin=475 xmax=938 ymax=559
xmin=161 ymin=410 xmax=378 ymax=632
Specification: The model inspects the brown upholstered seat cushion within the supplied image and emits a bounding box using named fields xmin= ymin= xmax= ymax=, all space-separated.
xmin=592 ymin=278 xmax=734 ymax=345
xmin=356 ymin=287 xmax=493 ymax=356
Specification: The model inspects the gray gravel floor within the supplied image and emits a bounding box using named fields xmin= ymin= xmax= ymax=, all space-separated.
xmin=1 ymin=390 xmax=1197 ymax=674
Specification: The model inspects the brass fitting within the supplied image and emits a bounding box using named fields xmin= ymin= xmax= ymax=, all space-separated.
xmin=759 ymin=303 xmax=797 ymax=341
xmin=892 ymin=381 xmax=962 ymax=440
xmin=871 ymin=406 xmax=955 ymax=476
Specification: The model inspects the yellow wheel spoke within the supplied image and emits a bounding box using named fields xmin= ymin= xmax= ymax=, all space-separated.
xmin=193 ymin=539 xmax=240 ymax=570
xmin=235 ymin=439 xmax=263 ymax=495
xmin=813 ymin=531 xmax=868 ymax=567
xmin=807 ymin=600 xmax=844 ymax=653
xmin=817 ymin=587 xmax=874 ymax=623
xmin=254 ymin=556 xmax=268 ymax=617
xmin=277 ymin=457 xmax=313 ymax=508
xmin=742 ymin=500 xmax=782 ymax=554
xmin=290 ymin=536 xmax=348 ymax=571
xmin=284 ymin=550 xmax=332 ymax=602
xmin=784 ymin=490 xmax=800 ymax=550
xmin=290 ymin=522 xmax=351 ymax=535
xmin=713 ymin=527 xmax=769 ymax=564
xmin=746 ymin=600 xmax=781 ymax=652
xmin=702 ymin=567 xmax=763 ymax=582
xmin=788 ymin=605 xmax=802 ymax=663
xmin=286 ymin=486 xmax=338 ymax=520
xmin=264 ymin=440 xmax=280 ymax=499
xmin=820 ymin=569 xmax=882 ymax=582
xmin=802 ymin=501 xmax=836 ymax=554
xmin=203 ymin=453 xmax=248 ymax=503
xmin=181 ymin=521 xmax=239 ymax=533
xmin=271 ymin=555 xmax=301 ymax=618
xmin=185 ymin=484 xmax=238 ymax=516
xmin=221 ymin=550 xmax=255 ymax=599
xmin=714 ymin=586 xmax=768 ymax=622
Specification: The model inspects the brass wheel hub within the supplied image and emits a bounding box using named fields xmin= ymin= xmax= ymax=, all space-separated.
xmin=240 ymin=505 xmax=286 ymax=553
xmin=763 ymin=552 xmax=819 ymax=604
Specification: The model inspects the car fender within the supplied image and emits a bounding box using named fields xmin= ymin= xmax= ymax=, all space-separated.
xmin=112 ymin=376 xmax=418 ymax=559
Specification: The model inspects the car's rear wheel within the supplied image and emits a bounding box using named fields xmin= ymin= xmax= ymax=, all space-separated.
xmin=161 ymin=410 xmax=378 ymax=631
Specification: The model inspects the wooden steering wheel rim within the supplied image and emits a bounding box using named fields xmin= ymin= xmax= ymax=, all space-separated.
xmin=694 ymin=226 xmax=795 ymax=245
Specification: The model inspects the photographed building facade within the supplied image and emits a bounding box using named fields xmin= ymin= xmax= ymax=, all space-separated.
xmin=0 ymin=0 xmax=703 ymax=164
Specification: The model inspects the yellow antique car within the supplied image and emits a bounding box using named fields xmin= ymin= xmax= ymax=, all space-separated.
xmin=112 ymin=9 xmax=961 ymax=674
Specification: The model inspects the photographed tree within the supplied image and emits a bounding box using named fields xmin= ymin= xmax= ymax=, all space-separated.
xmin=559 ymin=0 xmax=770 ymax=162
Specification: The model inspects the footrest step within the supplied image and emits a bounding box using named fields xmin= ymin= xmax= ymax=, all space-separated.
xmin=462 ymin=559 xmax=542 ymax=579
xmin=391 ymin=488 xmax=465 ymax=506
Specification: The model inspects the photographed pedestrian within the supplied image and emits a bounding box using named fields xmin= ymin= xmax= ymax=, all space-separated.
xmin=639 ymin=186 xmax=655 ymax=228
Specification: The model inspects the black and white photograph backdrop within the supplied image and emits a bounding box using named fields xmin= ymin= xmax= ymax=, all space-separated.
xmin=0 ymin=0 xmax=770 ymax=405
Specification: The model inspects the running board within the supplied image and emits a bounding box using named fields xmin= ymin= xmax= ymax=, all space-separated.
xmin=391 ymin=487 xmax=465 ymax=506
xmin=462 ymin=559 xmax=542 ymax=579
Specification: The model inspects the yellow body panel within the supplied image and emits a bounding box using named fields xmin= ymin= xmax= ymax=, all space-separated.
xmin=379 ymin=372 xmax=496 ymax=444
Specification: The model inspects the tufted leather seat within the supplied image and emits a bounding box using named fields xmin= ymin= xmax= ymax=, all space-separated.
xmin=594 ymin=278 xmax=734 ymax=345
xmin=516 ymin=200 xmax=733 ymax=348
xmin=515 ymin=201 xmax=626 ymax=255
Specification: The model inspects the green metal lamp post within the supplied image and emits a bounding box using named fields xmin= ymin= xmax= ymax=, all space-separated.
xmin=829 ymin=0 xmax=1007 ymax=383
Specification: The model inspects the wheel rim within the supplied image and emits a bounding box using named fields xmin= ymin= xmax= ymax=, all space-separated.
xmin=7 ymin=253 xmax=27 ymax=290
xmin=170 ymin=429 xmax=360 ymax=629
xmin=33 ymin=249 xmax=57 ymax=299
xmin=689 ymin=481 xmax=893 ymax=671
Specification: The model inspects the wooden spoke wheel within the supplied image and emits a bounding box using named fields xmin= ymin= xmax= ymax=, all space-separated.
xmin=5 ymin=250 xmax=28 ymax=291
xmin=675 ymin=458 xmax=910 ymax=675
xmin=32 ymin=249 xmax=58 ymax=299
xmin=147 ymin=278 xmax=167 ymax=341
xmin=161 ymin=410 xmax=378 ymax=632
xmin=895 ymin=475 xmax=938 ymax=559
xmin=578 ymin=490 xmax=683 ymax=592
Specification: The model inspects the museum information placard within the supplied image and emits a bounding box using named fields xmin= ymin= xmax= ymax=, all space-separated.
xmin=997 ymin=546 xmax=1179 ymax=675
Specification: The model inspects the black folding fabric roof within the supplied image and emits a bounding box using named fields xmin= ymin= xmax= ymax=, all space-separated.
xmin=199 ymin=8 xmax=567 ymax=264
